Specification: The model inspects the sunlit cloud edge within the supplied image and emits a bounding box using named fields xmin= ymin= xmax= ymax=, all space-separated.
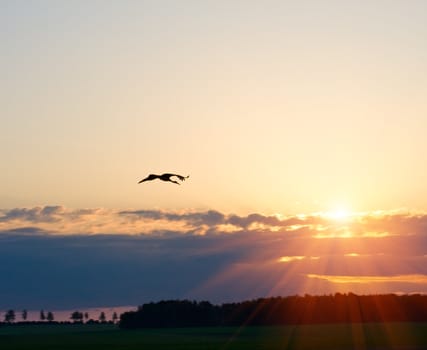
xmin=307 ymin=274 xmax=427 ymax=284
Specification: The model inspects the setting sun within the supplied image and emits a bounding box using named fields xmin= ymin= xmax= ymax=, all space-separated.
xmin=323 ymin=208 xmax=352 ymax=221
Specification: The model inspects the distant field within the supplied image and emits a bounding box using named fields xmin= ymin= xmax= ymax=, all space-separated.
xmin=0 ymin=323 xmax=426 ymax=349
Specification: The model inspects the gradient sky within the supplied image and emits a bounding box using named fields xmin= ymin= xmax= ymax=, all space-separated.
xmin=2 ymin=0 xmax=427 ymax=213
xmin=2 ymin=1 xmax=427 ymax=309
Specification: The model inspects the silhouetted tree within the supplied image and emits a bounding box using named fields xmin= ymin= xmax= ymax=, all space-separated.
xmin=40 ymin=310 xmax=46 ymax=321
xmin=112 ymin=312 xmax=118 ymax=323
xmin=21 ymin=309 xmax=27 ymax=321
xmin=99 ymin=311 xmax=106 ymax=323
xmin=84 ymin=312 xmax=89 ymax=322
xmin=4 ymin=309 xmax=15 ymax=323
xmin=47 ymin=311 xmax=54 ymax=322
xmin=70 ymin=311 xmax=83 ymax=323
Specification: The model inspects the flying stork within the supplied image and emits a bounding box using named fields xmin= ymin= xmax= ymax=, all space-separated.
xmin=138 ymin=173 xmax=189 ymax=185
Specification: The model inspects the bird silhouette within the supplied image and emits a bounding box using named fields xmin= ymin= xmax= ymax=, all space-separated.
xmin=138 ymin=173 xmax=189 ymax=185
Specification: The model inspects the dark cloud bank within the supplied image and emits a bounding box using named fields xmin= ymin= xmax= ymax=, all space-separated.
xmin=1 ymin=207 xmax=427 ymax=309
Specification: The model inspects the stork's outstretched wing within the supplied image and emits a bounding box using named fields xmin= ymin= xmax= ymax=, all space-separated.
xmin=163 ymin=173 xmax=189 ymax=181
xmin=138 ymin=174 xmax=159 ymax=183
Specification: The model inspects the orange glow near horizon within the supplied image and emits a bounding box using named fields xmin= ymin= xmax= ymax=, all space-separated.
xmin=278 ymin=256 xmax=320 ymax=263
xmin=278 ymin=256 xmax=305 ymax=263
xmin=307 ymin=274 xmax=427 ymax=284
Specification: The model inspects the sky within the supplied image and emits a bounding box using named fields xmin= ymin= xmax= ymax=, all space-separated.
xmin=1 ymin=1 xmax=427 ymax=310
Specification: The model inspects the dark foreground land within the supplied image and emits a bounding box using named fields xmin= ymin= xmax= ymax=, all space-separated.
xmin=0 ymin=323 xmax=426 ymax=350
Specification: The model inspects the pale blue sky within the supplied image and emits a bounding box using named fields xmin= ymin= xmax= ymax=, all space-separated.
xmin=2 ymin=0 xmax=427 ymax=214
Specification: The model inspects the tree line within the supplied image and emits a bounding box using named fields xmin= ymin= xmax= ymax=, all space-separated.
xmin=3 ymin=294 xmax=427 ymax=328
xmin=119 ymin=293 xmax=427 ymax=329
xmin=1 ymin=309 xmax=118 ymax=325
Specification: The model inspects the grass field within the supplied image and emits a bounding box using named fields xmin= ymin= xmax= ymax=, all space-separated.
xmin=0 ymin=323 xmax=426 ymax=349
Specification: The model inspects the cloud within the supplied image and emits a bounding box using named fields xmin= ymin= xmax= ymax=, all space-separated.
xmin=0 ymin=226 xmax=51 ymax=235
xmin=121 ymin=209 xmax=227 ymax=229
xmin=0 ymin=232 xmax=245 ymax=309
xmin=307 ymin=274 xmax=427 ymax=284
xmin=0 ymin=205 xmax=65 ymax=223
xmin=228 ymin=213 xmax=285 ymax=228
xmin=2 ymin=206 xmax=427 ymax=309
xmin=2 ymin=206 xmax=427 ymax=248
xmin=278 ymin=256 xmax=319 ymax=263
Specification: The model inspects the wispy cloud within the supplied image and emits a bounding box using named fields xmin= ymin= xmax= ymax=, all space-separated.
xmin=0 ymin=206 xmax=66 ymax=223
xmin=278 ymin=256 xmax=306 ymax=263
xmin=307 ymin=274 xmax=427 ymax=284
xmin=2 ymin=206 xmax=427 ymax=238
xmin=278 ymin=256 xmax=320 ymax=263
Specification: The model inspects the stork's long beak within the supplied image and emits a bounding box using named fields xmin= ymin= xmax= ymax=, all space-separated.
xmin=138 ymin=178 xmax=147 ymax=184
